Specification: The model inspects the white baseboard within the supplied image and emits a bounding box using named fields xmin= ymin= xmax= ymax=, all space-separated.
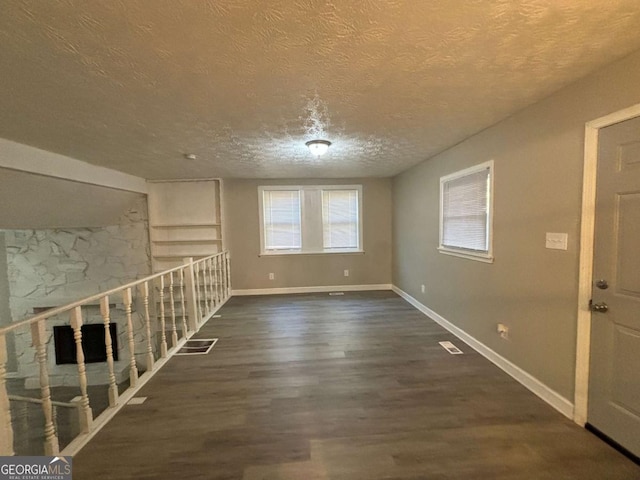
xmin=232 ymin=284 xmax=392 ymax=296
xmin=392 ymin=285 xmax=574 ymax=419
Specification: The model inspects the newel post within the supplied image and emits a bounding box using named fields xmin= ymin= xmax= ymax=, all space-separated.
xmin=0 ymin=334 xmax=14 ymax=455
xmin=183 ymin=258 xmax=199 ymax=333
xmin=225 ymin=251 xmax=232 ymax=298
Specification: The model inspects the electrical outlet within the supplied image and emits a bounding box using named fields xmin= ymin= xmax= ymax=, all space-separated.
xmin=421 ymin=284 xmax=425 ymax=294
xmin=545 ymin=232 xmax=568 ymax=250
xmin=268 ymin=273 xmax=275 ymax=280
xmin=497 ymin=323 xmax=509 ymax=339
xmin=344 ymin=269 xmax=349 ymax=277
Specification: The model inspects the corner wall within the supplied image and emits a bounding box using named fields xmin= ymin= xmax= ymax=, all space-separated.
xmin=392 ymin=49 xmax=640 ymax=401
xmin=225 ymin=178 xmax=392 ymax=291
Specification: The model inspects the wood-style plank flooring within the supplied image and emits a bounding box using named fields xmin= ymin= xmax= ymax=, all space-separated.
xmin=74 ymin=291 xmax=640 ymax=479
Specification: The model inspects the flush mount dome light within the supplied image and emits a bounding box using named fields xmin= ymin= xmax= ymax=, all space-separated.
xmin=305 ymin=139 xmax=331 ymax=156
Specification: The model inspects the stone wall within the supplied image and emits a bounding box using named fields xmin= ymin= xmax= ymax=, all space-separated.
xmin=2 ymin=197 xmax=153 ymax=387
xmin=5 ymin=198 xmax=151 ymax=321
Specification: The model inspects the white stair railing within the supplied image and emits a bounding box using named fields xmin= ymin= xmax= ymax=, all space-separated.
xmin=0 ymin=251 xmax=231 ymax=456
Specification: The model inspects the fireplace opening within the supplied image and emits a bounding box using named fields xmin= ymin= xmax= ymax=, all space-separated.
xmin=53 ymin=324 xmax=119 ymax=365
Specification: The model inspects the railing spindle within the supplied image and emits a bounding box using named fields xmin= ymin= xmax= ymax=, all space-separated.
xmin=194 ymin=262 xmax=203 ymax=324
xmin=140 ymin=282 xmax=155 ymax=371
xmin=221 ymin=253 xmax=226 ymax=298
xmin=208 ymin=257 xmax=216 ymax=308
xmin=70 ymin=307 xmax=94 ymax=434
xmin=226 ymin=251 xmax=231 ymax=297
xmin=212 ymin=255 xmax=219 ymax=305
xmin=210 ymin=258 xmax=216 ymax=310
xmin=183 ymin=258 xmax=199 ymax=332
xmin=169 ymin=272 xmax=178 ymax=348
xmin=222 ymin=252 xmax=228 ymax=298
xmin=217 ymin=254 xmax=223 ymax=302
xmin=31 ymin=319 xmax=59 ymax=455
xmin=99 ymin=297 xmax=119 ymax=407
xmin=203 ymin=260 xmax=210 ymax=316
xmin=179 ymin=269 xmax=188 ymax=338
xmin=122 ymin=289 xmax=139 ymax=388
xmin=0 ymin=334 xmax=15 ymax=455
xmin=218 ymin=254 xmax=224 ymax=299
xmin=216 ymin=255 xmax=224 ymax=301
xmin=158 ymin=275 xmax=168 ymax=357
xmin=211 ymin=256 xmax=217 ymax=306
xmin=203 ymin=259 xmax=211 ymax=313
xmin=219 ymin=255 xmax=224 ymax=301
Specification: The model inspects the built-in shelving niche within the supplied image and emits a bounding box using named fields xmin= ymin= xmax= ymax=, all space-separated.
xmin=147 ymin=179 xmax=224 ymax=273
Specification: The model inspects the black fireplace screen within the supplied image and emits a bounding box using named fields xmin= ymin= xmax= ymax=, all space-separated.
xmin=53 ymin=323 xmax=119 ymax=365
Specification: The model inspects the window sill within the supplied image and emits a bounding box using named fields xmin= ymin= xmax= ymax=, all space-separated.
xmin=437 ymin=247 xmax=494 ymax=263
xmin=259 ymin=249 xmax=364 ymax=257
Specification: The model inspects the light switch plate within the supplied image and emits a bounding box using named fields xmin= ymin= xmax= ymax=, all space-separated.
xmin=546 ymin=232 xmax=568 ymax=250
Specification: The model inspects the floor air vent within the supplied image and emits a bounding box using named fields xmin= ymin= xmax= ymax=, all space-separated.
xmin=176 ymin=338 xmax=218 ymax=356
xmin=439 ymin=341 xmax=463 ymax=355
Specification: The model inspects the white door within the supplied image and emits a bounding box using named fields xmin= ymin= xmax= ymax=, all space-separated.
xmin=588 ymin=115 xmax=640 ymax=458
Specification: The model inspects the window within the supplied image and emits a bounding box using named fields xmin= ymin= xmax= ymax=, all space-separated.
xmin=439 ymin=161 xmax=493 ymax=262
xmin=322 ymin=189 xmax=359 ymax=250
xmin=262 ymin=189 xmax=301 ymax=251
xmin=259 ymin=185 xmax=363 ymax=255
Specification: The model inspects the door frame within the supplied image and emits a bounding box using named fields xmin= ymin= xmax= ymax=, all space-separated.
xmin=574 ymin=103 xmax=640 ymax=425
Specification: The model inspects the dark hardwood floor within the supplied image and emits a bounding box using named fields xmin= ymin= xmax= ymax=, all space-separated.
xmin=73 ymin=291 xmax=640 ymax=479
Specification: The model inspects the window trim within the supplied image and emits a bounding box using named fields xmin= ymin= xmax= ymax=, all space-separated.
xmin=438 ymin=160 xmax=494 ymax=263
xmin=258 ymin=184 xmax=364 ymax=256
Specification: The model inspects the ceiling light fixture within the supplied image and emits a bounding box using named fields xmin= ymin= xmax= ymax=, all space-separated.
xmin=305 ymin=139 xmax=331 ymax=157
xmin=184 ymin=153 xmax=197 ymax=160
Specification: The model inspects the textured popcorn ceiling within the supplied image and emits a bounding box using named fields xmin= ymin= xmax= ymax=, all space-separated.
xmin=1 ymin=1 xmax=640 ymax=179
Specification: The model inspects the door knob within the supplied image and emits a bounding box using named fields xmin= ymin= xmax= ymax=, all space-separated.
xmin=595 ymin=279 xmax=609 ymax=290
xmin=589 ymin=300 xmax=609 ymax=313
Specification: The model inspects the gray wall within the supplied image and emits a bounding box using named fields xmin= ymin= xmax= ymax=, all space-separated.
xmin=0 ymin=168 xmax=146 ymax=229
xmin=225 ymin=178 xmax=392 ymax=290
xmin=392 ymin=49 xmax=640 ymax=401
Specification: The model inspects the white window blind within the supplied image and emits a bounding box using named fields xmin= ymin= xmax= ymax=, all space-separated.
xmin=262 ymin=190 xmax=301 ymax=251
xmin=440 ymin=162 xmax=493 ymax=260
xmin=322 ymin=189 xmax=359 ymax=249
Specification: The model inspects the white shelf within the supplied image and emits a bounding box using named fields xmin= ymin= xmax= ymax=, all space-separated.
xmin=151 ymin=223 xmax=220 ymax=228
xmin=151 ymin=240 xmax=222 ymax=246
xmin=153 ymin=254 xmax=219 ymax=260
